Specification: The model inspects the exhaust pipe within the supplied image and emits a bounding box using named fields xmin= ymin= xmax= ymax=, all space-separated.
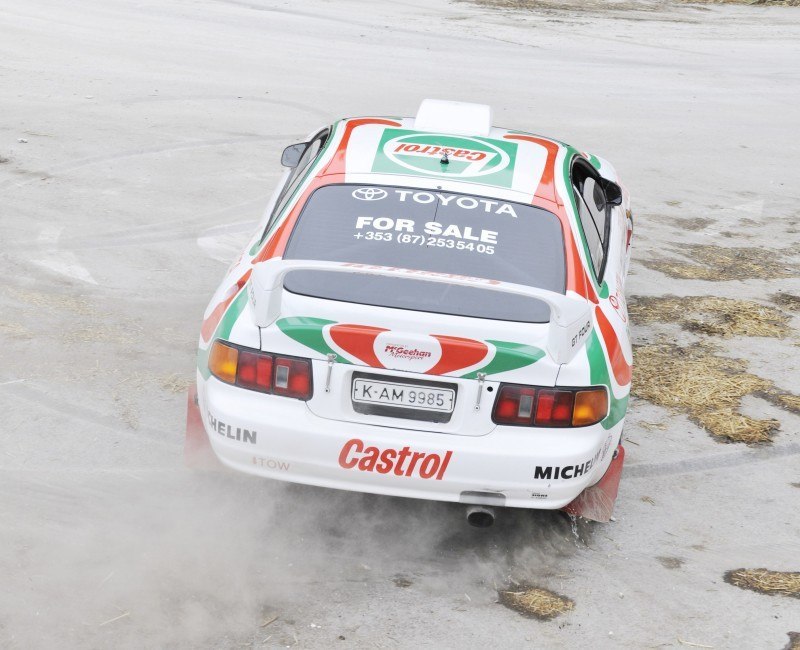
xmin=466 ymin=505 xmax=495 ymax=528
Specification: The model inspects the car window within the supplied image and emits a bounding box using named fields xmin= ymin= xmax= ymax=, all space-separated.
xmin=583 ymin=177 xmax=607 ymax=236
xmin=571 ymin=161 xmax=610 ymax=280
xmin=267 ymin=130 xmax=329 ymax=233
xmin=281 ymin=184 xmax=566 ymax=323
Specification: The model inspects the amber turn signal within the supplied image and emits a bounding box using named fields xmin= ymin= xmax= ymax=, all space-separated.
xmin=208 ymin=340 xmax=238 ymax=384
xmin=572 ymin=388 xmax=609 ymax=427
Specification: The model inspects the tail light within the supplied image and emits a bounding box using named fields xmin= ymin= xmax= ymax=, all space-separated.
xmin=208 ymin=340 xmax=313 ymax=400
xmin=534 ymin=389 xmax=575 ymax=427
xmin=492 ymin=384 xmax=607 ymax=428
xmin=273 ymin=357 xmax=312 ymax=399
xmin=492 ymin=385 xmax=537 ymax=426
xmin=237 ymin=350 xmax=273 ymax=392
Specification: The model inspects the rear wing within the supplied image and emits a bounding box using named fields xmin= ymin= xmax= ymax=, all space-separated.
xmin=249 ymin=258 xmax=593 ymax=365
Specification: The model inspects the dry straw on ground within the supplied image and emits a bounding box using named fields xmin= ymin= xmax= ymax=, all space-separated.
xmin=642 ymin=245 xmax=797 ymax=281
xmin=0 ymin=320 xmax=32 ymax=340
xmin=682 ymin=0 xmax=800 ymax=4
xmin=160 ymin=373 xmax=194 ymax=394
xmin=724 ymin=569 xmax=800 ymax=599
xmin=629 ymin=295 xmax=791 ymax=338
xmin=633 ymin=344 xmax=781 ymax=444
xmin=657 ymin=556 xmax=685 ymax=570
xmin=776 ymin=393 xmax=800 ymax=413
xmin=784 ymin=632 xmax=800 ymax=650
xmin=5 ymin=286 xmax=94 ymax=315
xmin=463 ymin=0 xmax=658 ymax=9
xmin=670 ymin=217 xmax=715 ymax=231
xmin=498 ymin=586 xmax=574 ymax=620
xmin=469 ymin=0 xmax=800 ymax=7
xmin=772 ymin=292 xmax=800 ymax=311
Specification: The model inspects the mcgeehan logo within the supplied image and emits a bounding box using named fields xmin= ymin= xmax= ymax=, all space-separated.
xmin=384 ymin=344 xmax=432 ymax=360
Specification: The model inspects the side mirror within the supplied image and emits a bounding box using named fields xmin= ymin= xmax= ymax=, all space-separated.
xmin=281 ymin=143 xmax=308 ymax=168
xmin=600 ymin=179 xmax=623 ymax=206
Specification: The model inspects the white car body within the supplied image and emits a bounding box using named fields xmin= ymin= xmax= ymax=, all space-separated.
xmin=187 ymin=100 xmax=634 ymax=521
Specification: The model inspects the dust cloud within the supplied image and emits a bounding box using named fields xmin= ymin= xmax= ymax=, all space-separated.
xmin=1 ymin=470 xmax=582 ymax=648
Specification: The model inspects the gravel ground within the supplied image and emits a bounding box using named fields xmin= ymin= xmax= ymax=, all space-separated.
xmin=1 ymin=0 xmax=799 ymax=648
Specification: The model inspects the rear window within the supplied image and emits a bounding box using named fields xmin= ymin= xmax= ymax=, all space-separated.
xmin=282 ymin=185 xmax=565 ymax=322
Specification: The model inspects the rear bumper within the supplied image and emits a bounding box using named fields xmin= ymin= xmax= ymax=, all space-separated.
xmin=195 ymin=375 xmax=623 ymax=510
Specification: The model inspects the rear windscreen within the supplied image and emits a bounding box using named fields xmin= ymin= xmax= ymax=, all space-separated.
xmin=282 ymin=185 xmax=566 ymax=322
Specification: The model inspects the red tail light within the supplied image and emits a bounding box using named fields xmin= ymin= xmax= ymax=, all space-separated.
xmin=534 ymin=389 xmax=574 ymax=427
xmin=273 ymin=357 xmax=312 ymax=399
xmin=492 ymin=384 xmax=607 ymax=428
xmin=493 ymin=385 xmax=537 ymax=426
xmin=236 ymin=350 xmax=273 ymax=392
xmin=208 ymin=340 xmax=313 ymax=400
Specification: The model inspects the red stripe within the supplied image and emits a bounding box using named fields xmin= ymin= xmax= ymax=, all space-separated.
xmin=428 ymin=335 xmax=488 ymax=376
xmin=329 ymin=324 xmax=388 ymax=367
xmin=321 ymin=117 xmax=402 ymax=176
xmin=595 ymin=306 xmax=631 ymax=386
xmin=252 ymin=174 xmax=336 ymax=263
xmin=504 ymin=134 xmax=596 ymax=301
xmin=252 ymin=118 xmax=400 ymax=264
xmin=504 ymin=134 xmax=560 ymax=203
xmin=200 ymin=269 xmax=251 ymax=343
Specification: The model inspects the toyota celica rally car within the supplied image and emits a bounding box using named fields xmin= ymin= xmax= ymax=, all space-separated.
xmin=185 ymin=99 xmax=634 ymax=526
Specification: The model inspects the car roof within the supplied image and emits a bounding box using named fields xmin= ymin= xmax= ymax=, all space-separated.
xmin=315 ymin=99 xmax=572 ymax=205
xmin=254 ymin=100 xmax=614 ymax=306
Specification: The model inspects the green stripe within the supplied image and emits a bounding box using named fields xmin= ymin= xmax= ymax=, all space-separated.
xmin=462 ymin=340 xmax=544 ymax=378
xmin=562 ymin=148 xmax=595 ymax=285
xmin=276 ymin=317 xmax=351 ymax=362
xmin=586 ymin=329 xmax=628 ymax=430
xmin=197 ymin=289 xmax=250 ymax=379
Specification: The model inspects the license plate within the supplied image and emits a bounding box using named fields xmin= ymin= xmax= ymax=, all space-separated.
xmin=352 ymin=378 xmax=455 ymax=413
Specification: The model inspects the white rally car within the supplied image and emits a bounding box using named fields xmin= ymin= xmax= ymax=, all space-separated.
xmin=186 ymin=100 xmax=634 ymax=525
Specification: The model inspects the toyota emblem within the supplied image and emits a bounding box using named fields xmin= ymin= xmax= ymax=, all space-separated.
xmin=352 ymin=187 xmax=388 ymax=201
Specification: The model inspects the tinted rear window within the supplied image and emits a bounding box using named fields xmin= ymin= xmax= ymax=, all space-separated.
xmin=282 ymin=185 xmax=565 ymax=322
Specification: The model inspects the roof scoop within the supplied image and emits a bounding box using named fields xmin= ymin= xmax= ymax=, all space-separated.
xmin=414 ymin=99 xmax=493 ymax=137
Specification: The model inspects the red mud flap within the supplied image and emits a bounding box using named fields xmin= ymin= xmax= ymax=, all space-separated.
xmin=561 ymin=445 xmax=625 ymax=523
xmin=184 ymin=386 xmax=223 ymax=470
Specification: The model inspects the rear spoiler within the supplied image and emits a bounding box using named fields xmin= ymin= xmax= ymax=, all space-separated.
xmin=249 ymin=258 xmax=593 ymax=365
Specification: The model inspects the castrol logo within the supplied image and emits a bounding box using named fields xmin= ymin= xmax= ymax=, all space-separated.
xmin=383 ymin=133 xmax=511 ymax=178
xmin=338 ymin=438 xmax=453 ymax=480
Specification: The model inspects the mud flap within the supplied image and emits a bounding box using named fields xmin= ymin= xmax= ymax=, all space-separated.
xmin=184 ymin=386 xmax=223 ymax=469
xmin=561 ymin=445 xmax=625 ymax=523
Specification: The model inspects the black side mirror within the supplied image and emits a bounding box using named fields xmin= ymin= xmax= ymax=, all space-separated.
xmin=281 ymin=143 xmax=308 ymax=168
xmin=600 ymin=179 xmax=623 ymax=206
